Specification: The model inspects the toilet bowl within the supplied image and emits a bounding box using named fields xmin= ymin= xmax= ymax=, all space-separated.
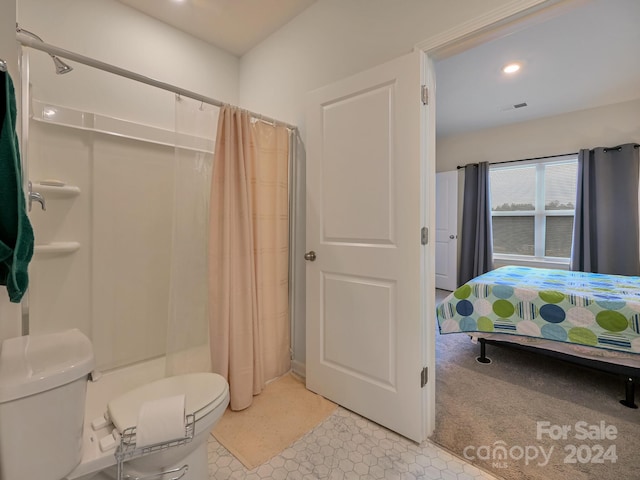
xmin=0 ymin=330 xmax=229 ymax=480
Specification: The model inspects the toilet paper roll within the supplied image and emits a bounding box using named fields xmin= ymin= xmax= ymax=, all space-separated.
xmin=135 ymin=394 xmax=186 ymax=448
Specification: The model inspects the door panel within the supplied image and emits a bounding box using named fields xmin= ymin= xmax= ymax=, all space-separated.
xmin=323 ymin=273 xmax=395 ymax=388
xmin=306 ymin=51 xmax=427 ymax=442
xmin=322 ymin=84 xmax=394 ymax=244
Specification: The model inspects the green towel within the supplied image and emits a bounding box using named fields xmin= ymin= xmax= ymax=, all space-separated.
xmin=0 ymin=71 xmax=34 ymax=303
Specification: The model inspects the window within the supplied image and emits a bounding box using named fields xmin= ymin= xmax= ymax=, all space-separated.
xmin=489 ymin=156 xmax=578 ymax=262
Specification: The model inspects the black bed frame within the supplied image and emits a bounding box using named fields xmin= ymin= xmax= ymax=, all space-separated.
xmin=476 ymin=338 xmax=639 ymax=409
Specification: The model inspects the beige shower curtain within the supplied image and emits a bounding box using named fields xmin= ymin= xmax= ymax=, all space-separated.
xmin=209 ymin=106 xmax=290 ymax=410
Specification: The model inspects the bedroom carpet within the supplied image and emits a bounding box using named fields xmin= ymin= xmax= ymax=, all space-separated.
xmin=210 ymin=372 xmax=336 ymax=470
xmin=432 ymin=328 xmax=640 ymax=480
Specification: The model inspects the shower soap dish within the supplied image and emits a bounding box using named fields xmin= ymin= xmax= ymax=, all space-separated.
xmin=32 ymin=182 xmax=81 ymax=197
xmin=38 ymin=179 xmax=66 ymax=186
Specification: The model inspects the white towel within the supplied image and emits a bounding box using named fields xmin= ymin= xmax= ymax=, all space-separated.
xmin=135 ymin=394 xmax=186 ymax=448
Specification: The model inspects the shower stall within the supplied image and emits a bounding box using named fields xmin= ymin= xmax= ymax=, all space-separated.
xmin=18 ymin=31 xmax=300 ymax=381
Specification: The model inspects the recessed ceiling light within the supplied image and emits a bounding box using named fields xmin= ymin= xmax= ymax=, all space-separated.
xmin=502 ymin=63 xmax=521 ymax=74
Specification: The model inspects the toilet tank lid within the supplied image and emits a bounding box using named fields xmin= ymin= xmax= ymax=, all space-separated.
xmin=0 ymin=328 xmax=95 ymax=403
xmin=107 ymin=373 xmax=229 ymax=432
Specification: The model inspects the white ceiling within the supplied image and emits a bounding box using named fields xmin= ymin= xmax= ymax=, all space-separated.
xmin=116 ymin=0 xmax=316 ymax=56
xmin=116 ymin=0 xmax=640 ymax=138
xmin=435 ymin=0 xmax=640 ymax=137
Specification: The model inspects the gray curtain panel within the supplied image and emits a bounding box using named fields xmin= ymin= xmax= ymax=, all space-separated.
xmin=571 ymin=143 xmax=640 ymax=275
xmin=459 ymin=162 xmax=493 ymax=285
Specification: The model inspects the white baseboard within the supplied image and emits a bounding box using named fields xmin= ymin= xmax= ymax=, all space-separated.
xmin=291 ymin=359 xmax=306 ymax=379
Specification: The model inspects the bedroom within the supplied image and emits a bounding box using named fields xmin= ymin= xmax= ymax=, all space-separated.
xmin=433 ymin=1 xmax=640 ymax=479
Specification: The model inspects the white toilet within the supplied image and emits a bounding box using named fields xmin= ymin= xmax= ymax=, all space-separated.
xmin=0 ymin=329 xmax=230 ymax=480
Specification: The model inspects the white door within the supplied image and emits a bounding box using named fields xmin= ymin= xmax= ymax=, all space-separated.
xmin=305 ymin=51 xmax=430 ymax=442
xmin=435 ymin=171 xmax=458 ymax=291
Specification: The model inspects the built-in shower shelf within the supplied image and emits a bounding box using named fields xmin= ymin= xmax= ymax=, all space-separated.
xmin=34 ymin=242 xmax=81 ymax=255
xmin=32 ymin=183 xmax=81 ymax=197
xmin=31 ymin=99 xmax=215 ymax=153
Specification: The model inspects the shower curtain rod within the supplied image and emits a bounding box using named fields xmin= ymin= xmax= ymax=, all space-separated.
xmin=17 ymin=33 xmax=297 ymax=130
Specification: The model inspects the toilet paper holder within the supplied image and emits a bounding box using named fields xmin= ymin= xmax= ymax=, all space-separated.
xmin=115 ymin=414 xmax=195 ymax=480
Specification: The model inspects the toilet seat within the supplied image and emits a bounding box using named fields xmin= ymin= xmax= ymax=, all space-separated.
xmin=107 ymin=372 xmax=228 ymax=433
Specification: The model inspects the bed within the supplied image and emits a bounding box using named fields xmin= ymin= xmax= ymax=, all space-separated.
xmin=436 ymin=266 xmax=640 ymax=408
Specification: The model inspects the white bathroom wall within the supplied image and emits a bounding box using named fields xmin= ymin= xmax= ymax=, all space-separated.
xmin=238 ymin=0 xmax=527 ymax=132
xmin=18 ymin=0 xmax=240 ymax=130
xmin=0 ymin=1 xmax=17 ymax=81
xmin=436 ymin=97 xmax=640 ymax=172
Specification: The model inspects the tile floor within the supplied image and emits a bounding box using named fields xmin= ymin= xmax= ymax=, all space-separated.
xmin=207 ymin=406 xmax=498 ymax=480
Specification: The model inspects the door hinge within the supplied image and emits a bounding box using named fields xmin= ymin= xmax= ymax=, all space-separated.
xmin=421 ymin=227 xmax=428 ymax=245
xmin=420 ymin=366 xmax=428 ymax=388
xmin=421 ymin=85 xmax=428 ymax=105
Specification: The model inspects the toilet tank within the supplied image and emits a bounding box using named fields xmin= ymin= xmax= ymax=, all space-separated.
xmin=0 ymin=329 xmax=95 ymax=480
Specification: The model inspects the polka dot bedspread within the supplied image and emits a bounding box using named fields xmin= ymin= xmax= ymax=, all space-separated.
xmin=437 ymin=266 xmax=640 ymax=354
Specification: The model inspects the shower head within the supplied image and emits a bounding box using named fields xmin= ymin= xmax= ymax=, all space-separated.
xmin=16 ymin=25 xmax=73 ymax=75
xmin=51 ymin=55 xmax=73 ymax=75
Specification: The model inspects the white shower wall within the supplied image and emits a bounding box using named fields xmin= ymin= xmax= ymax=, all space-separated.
xmin=90 ymin=135 xmax=175 ymax=369
xmin=0 ymin=0 xmax=242 ymax=344
xmin=19 ymin=4 xmax=229 ymax=367
xmin=27 ymin=123 xmax=92 ymax=338
xmin=28 ymin=118 xmax=176 ymax=370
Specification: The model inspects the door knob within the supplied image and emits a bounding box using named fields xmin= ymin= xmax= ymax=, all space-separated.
xmin=449 ymin=235 xmax=455 ymax=239
xmin=304 ymin=251 xmax=317 ymax=261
